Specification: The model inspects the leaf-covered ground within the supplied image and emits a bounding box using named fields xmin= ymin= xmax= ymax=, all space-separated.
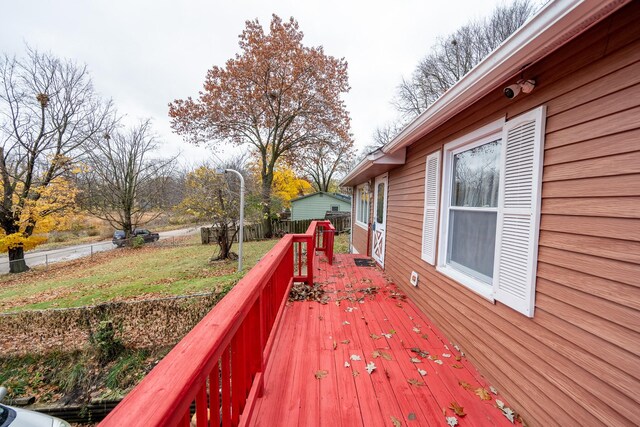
xmin=0 ymin=346 xmax=172 ymax=406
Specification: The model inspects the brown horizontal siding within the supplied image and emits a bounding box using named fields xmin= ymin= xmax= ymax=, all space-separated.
xmin=536 ymin=262 xmax=639 ymax=311
xmin=545 ymin=105 xmax=640 ymax=148
xmin=540 ymin=215 xmax=640 ymax=241
xmin=544 ymin=128 xmax=640 ymax=165
xmin=376 ymin=4 xmax=640 ymax=426
xmin=541 ymin=197 xmax=640 ymax=218
xmin=543 ymin=150 xmax=640 ymax=180
xmin=542 ymin=174 xmax=640 ymax=197
xmin=538 ymin=230 xmax=640 ymax=264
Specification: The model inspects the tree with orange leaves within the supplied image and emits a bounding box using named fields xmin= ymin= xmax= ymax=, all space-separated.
xmin=169 ymin=15 xmax=351 ymax=237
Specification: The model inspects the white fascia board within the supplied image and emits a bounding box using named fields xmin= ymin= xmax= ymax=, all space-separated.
xmin=340 ymin=157 xmax=370 ymax=187
xmin=368 ymin=148 xmax=406 ymax=165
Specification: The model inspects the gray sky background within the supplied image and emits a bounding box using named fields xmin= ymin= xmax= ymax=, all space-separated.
xmin=2 ymin=0 xmax=506 ymax=165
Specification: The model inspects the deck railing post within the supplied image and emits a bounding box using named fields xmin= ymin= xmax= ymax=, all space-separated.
xmin=257 ymin=294 xmax=266 ymax=397
xmin=327 ymin=228 xmax=335 ymax=265
xmin=306 ymin=234 xmax=314 ymax=284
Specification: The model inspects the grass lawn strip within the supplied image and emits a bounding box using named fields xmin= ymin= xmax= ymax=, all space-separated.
xmin=0 ymin=236 xmax=278 ymax=312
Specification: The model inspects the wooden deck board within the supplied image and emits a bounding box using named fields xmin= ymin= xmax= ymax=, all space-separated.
xmin=248 ymin=254 xmax=521 ymax=427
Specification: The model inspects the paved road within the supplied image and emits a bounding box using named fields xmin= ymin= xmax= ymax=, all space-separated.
xmin=0 ymin=226 xmax=201 ymax=274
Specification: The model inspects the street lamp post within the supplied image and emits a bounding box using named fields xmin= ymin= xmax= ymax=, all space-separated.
xmin=223 ymin=169 xmax=245 ymax=272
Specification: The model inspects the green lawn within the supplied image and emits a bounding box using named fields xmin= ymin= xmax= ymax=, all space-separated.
xmin=0 ymin=236 xmax=278 ymax=312
xmin=0 ymin=231 xmax=351 ymax=313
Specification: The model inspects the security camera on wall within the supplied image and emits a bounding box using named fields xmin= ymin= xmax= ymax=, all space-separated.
xmin=504 ymin=83 xmax=521 ymax=99
xmin=503 ymin=79 xmax=536 ymax=99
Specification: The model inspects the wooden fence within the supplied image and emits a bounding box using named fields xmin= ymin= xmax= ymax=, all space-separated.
xmin=201 ymin=215 xmax=350 ymax=244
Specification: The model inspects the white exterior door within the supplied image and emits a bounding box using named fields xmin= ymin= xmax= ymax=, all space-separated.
xmin=372 ymin=174 xmax=388 ymax=267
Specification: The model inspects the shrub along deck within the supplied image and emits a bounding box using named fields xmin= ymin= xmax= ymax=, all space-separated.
xmin=249 ymin=254 xmax=521 ymax=427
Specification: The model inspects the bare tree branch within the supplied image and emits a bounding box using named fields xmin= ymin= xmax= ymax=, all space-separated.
xmin=393 ymin=0 xmax=538 ymax=119
xmin=78 ymin=119 xmax=177 ymax=236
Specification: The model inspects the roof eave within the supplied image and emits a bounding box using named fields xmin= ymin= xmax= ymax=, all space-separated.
xmin=341 ymin=0 xmax=629 ymax=187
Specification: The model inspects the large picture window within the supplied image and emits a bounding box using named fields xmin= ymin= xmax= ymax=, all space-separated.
xmin=355 ymin=184 xmax=370 ymax=227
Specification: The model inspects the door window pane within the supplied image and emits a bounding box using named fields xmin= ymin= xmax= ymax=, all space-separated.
xmin=452 ymin=140 xmax=501 ymax=207
xmin=376 ymin=182 xmax=385 ymax=224
xmin=447 ymin=210 xmax=497 ymax=282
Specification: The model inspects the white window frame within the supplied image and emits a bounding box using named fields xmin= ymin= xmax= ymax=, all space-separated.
xmin=437 ymin=117 xmax=505 ymax=301
xmin=355 ymin=184 xmax=370 ymax=229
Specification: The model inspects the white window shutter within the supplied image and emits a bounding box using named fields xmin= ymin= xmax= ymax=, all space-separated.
xmin=493 ymin=106 xmax=546 ymax=317
xmin=421 ymin=151 xmax=440 ymax=265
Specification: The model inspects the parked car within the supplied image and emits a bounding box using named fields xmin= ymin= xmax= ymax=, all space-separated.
xmin=112 ymin=229 xmax=160 ymax=247
xmin=0 ymin=387 xmax=70 ymax=427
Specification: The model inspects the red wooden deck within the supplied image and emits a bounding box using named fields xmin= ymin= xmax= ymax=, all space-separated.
xmin=249 ymin=254 xmax=520 ymax=427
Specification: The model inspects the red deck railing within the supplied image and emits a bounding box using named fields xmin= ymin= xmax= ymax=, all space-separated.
xmin=99 ymin=220 xmax=335 ymax=427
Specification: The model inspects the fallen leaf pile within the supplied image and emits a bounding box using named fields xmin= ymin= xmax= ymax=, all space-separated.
xmin=288 ymin=282 xmax=329 ymax=304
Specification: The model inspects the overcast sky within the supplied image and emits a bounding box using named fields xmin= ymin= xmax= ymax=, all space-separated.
xmin=2 ymin=0 xmax=508 ymax=165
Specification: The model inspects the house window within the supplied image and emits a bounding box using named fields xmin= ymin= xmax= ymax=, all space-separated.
xmin=434 ymin=107 xmax=546 ymax=317
xmin=446 ymin=139 xmax=501 ymax=284
xmin=355 ymin=184 xmax=370 ymax=227
xmin=331 ymin=205 xmax=339 ymax=212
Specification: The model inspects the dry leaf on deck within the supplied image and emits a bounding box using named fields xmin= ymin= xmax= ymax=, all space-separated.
xmin=391 ymin=416 xmax=402 ymax=427
xmin=350 ymin=354 xmax=362 ymax=361
xmin=365 ymin=361 xmax=377 ymax=374
xmin=315 ymin=370 xmax=328 ymax=379
xmin=407 ymin=378 xmax=425 ymax=386
xmin=489 ymin=385 xmax=498 ymax=395
xmin=458 ymin=381 xmax=472 ymax=390
xmin=410 ymin=357 xmax=422 ymax=364
xmin=418 ymin=369 xmax=427 ymax=376
xmin=502 ymin=407 xmax=516 ymax=423
xmin=451 ymin=364 xmax=463 ymax=369
xmin=352 ymin=370 xmax=360 ymax=377
xmin=446 ymin=416 xmax=459 ymax=426
xmin=333 ymin=341 xmax=337 ymax=350
xmin=475 ymin=388 xmax=492 ymax=400
xmin=370 ymin=333 xmax=381 ymax=340
xmin=341 ymin=339 xmax=350 ymax=344
xmin=449 ymin=402 xmax=466 ymax=417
